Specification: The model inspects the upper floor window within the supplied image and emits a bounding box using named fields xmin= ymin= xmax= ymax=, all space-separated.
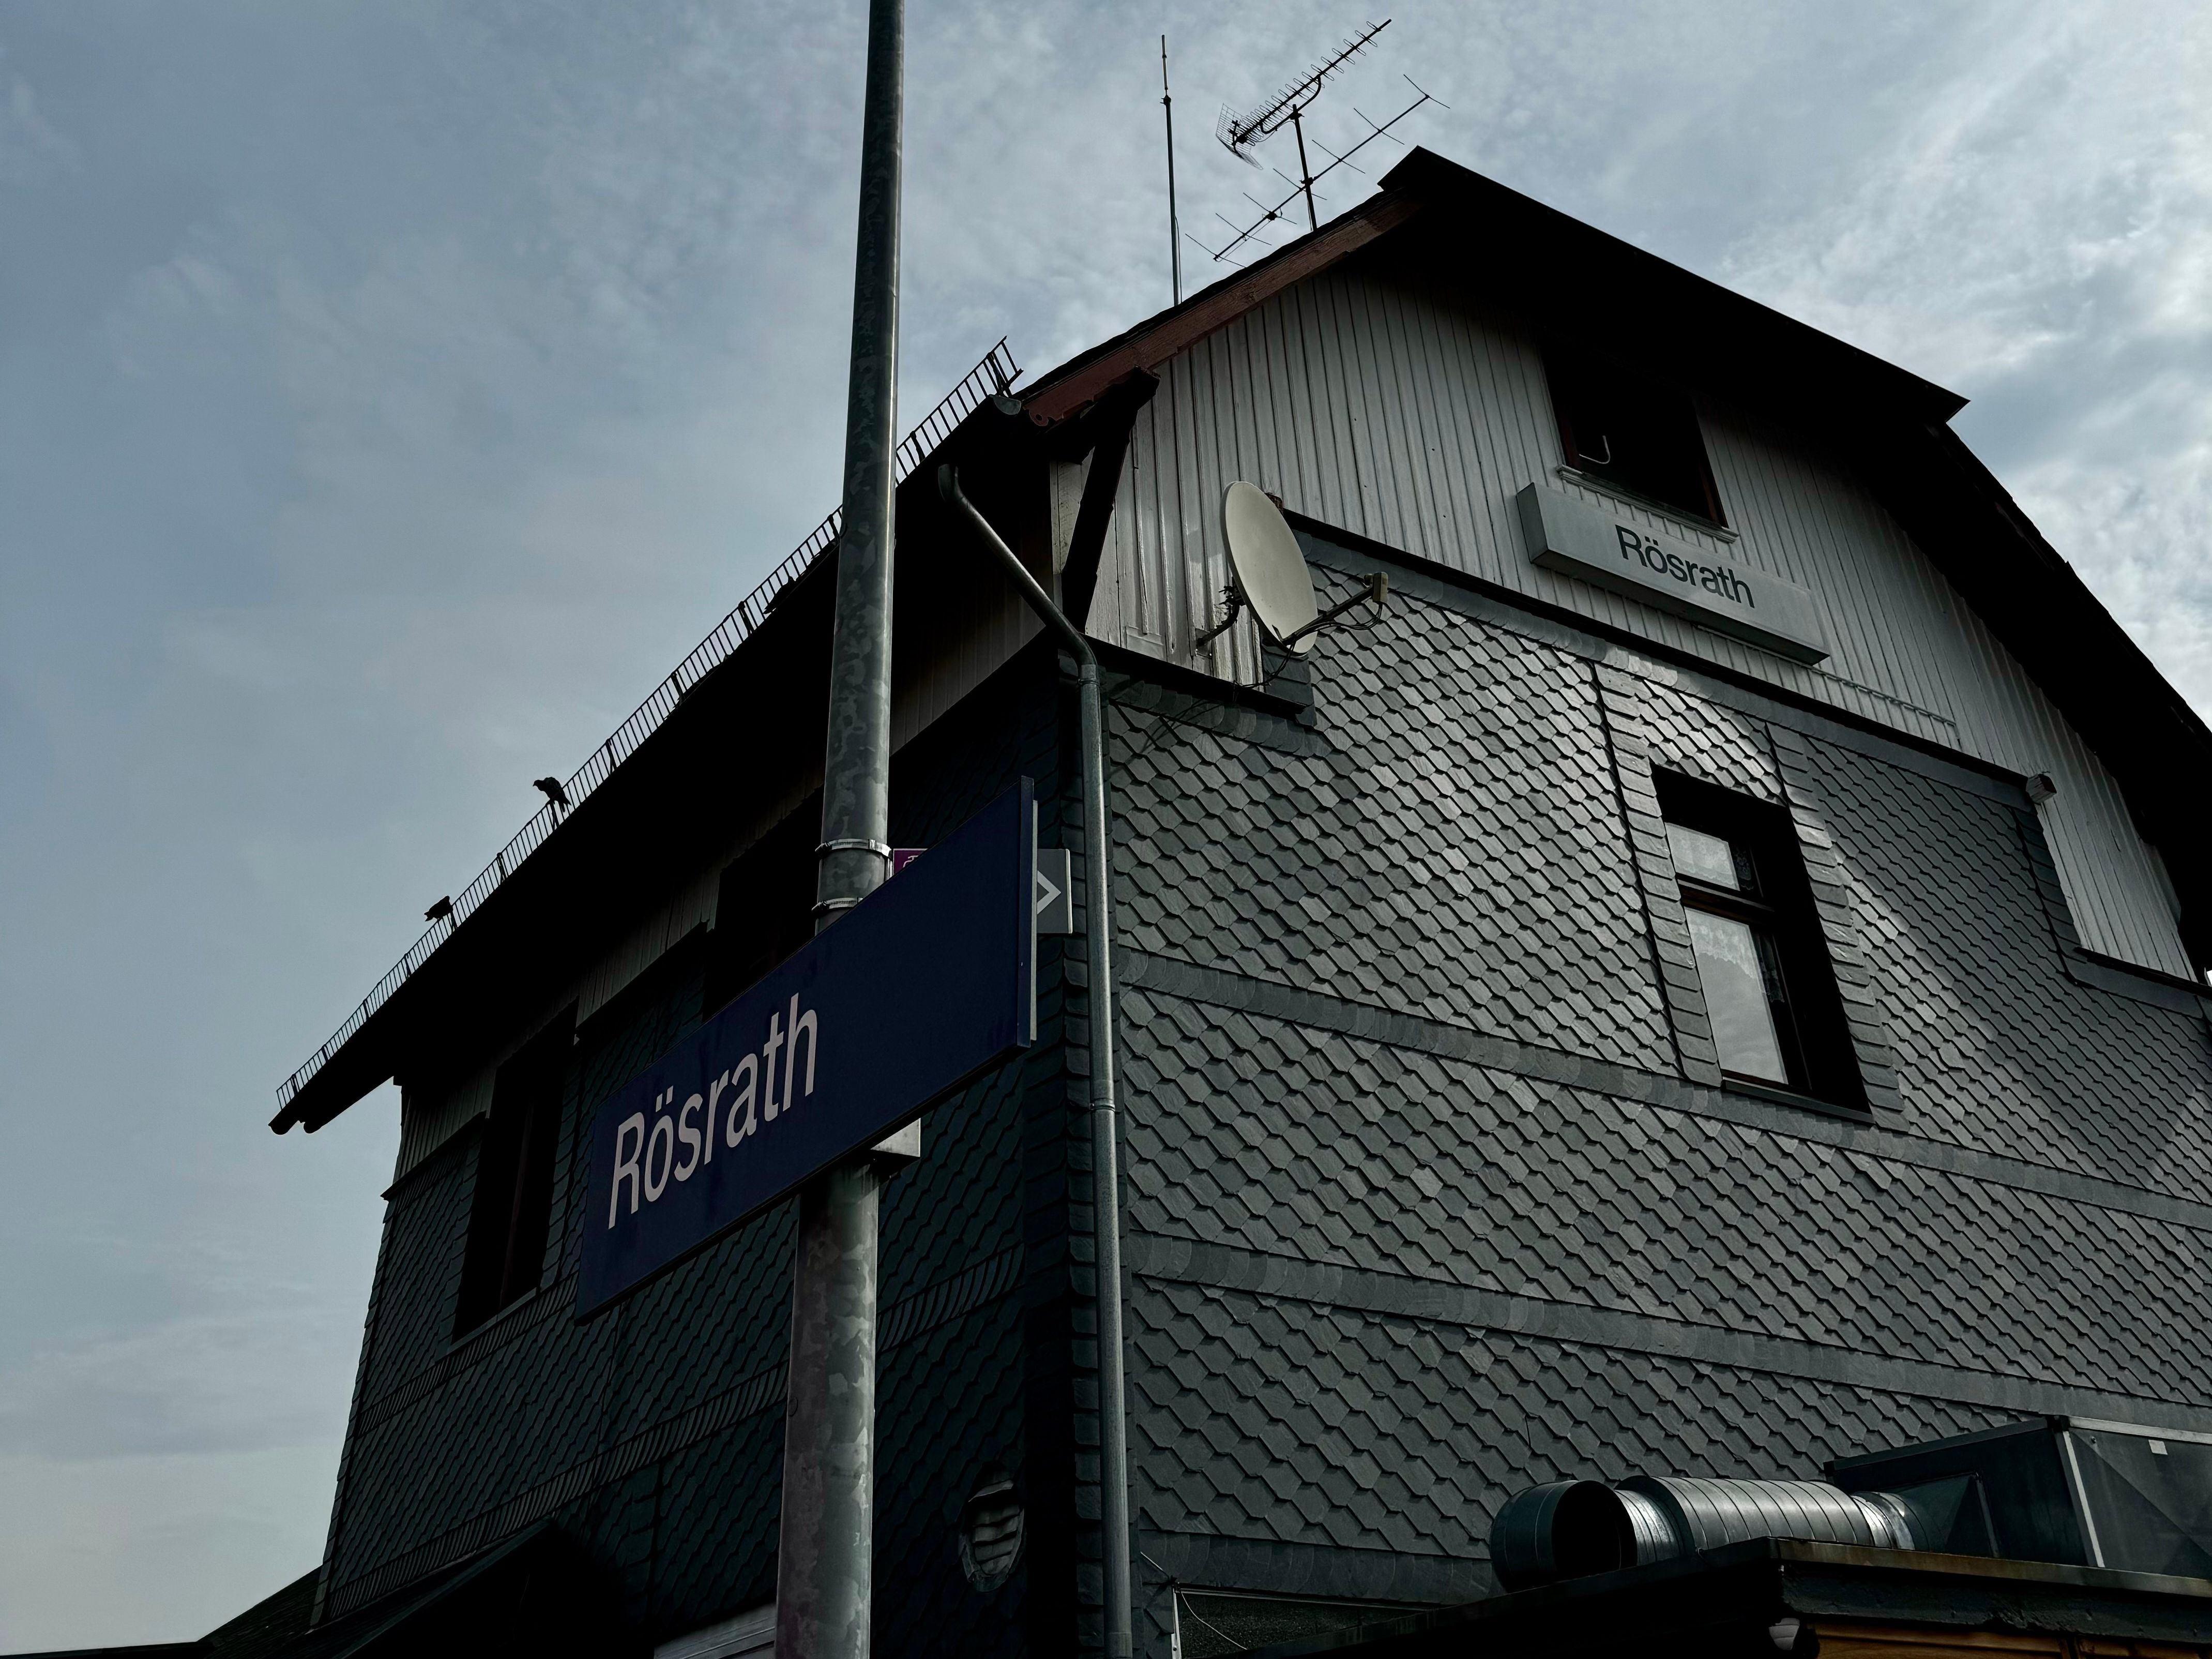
xmin=1656 ymin=772 xmax=1862 ymax=1112
xmin=1544 ymin=345 xmax=1726 ymax=527
xmin=454 ymin=1013 xmax=572 ymax=1336
xmin=702 ymin=805 xmax=818 ymax=1018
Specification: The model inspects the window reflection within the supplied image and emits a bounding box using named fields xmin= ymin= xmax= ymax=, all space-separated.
xmin=1684 ymin=908 xmax=1788 ymax=1084
xmin=1666 ymin=823 xmax=1741 ymax=892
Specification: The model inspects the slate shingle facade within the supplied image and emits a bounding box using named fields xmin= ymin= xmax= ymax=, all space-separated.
xmin=312 ymin=518 xmax=2212 ymax=1656
xmin=1112 ymin=535 xmax=2212 ymax=1653
xmin=317 ymin=655 xmax=1084 ymax=1656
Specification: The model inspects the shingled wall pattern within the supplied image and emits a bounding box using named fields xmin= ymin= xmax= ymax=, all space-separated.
xmin=319 ymin=654 xmax=1084 ymax=1657
xmin=1107 ymin=556 xmax=2212 ymax=1652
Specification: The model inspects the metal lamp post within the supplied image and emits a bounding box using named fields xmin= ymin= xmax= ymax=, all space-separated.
xmin=777 ymin=0 xmax=903 ymax=1651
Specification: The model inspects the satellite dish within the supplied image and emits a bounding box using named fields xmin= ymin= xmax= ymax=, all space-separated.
xmin=1221 ymin=480 xmax=1318 ymax=653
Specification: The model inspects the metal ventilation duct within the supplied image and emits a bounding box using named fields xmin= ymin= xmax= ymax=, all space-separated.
xmin=1490 ymin=1476 xmax=1918 ymax=1592
xmin=1488 ymin=1481 xmax=1674 ymax=1589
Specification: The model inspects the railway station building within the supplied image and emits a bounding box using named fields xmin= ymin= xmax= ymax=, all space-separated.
xmin=130 ymin=149 xmax=2212 ymax=1657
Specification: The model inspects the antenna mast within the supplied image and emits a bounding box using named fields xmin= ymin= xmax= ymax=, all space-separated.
xmin=1162 ymin=36 xmax=1183 ymax=305
xmin=1217 ymin=19 xmax=1390 ymax=233
xmin=1202 ymin=71 xmax=1442 ymax=267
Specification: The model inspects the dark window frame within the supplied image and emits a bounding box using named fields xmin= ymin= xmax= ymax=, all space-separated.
xmin=453 ymin=1011 xmax=573 ymax=1337
xmin=1543 ymin=344 xmax=1729 ymax=530
xmin=701 ymin=801 xmax=820 ymax=1021
xmin=1655 ymin=771 xmax=1865 ymax=1113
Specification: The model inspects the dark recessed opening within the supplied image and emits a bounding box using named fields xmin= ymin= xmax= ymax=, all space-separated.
xmin=1550 ymin=1480 xmax=1637 ymax=1579
xmin=453 ymin=1012 xmax=573 ymax=1337
xmin=1544 ymin=344 xmax=1725 ymax=527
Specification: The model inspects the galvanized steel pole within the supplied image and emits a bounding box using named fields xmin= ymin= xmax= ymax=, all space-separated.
xmin=1290 ymin=103 xmax=1318 ymax=232
xmin=779 ymin=0 xmax=901 ymax=1652
xmin=1161 ymin=35 xmax=1182 ymax=306
xmin=937 ymin=467 xmax=1135 ymax=1658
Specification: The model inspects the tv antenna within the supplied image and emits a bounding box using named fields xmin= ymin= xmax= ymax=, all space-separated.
xmin=1216 ymin=19 xmax=1389 ymax=233
xmin=1202 ymin=70 xmax=1441 ymax=268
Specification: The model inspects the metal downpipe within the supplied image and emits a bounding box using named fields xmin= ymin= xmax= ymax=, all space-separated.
xmin=780 ymin=0 xmax=901 ymax=1652
xmin=939 ymin=467 xmax=1135 ymax=1658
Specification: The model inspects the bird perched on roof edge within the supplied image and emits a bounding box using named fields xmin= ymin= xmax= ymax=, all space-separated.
xmin=534 ymin=776 xmax=571 ymax=811
xmin=425 ymin=896 xmax=454 ymax=924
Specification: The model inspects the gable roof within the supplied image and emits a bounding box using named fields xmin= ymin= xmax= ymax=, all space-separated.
xmin=1023 ymin=148 xmax=1968 ymax=428
xmin=273 ymin=149 xmax=2210 ymax=1135
xmin=1018 ymin=147 xmax=2209 ymax=972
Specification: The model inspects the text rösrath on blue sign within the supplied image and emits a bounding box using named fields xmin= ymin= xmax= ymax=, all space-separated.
xmin=576 ymin=780 xmax=1036 ymax=1316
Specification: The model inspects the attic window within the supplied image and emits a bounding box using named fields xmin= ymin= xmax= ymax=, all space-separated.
xmin=1544 ymin=346 xmax=1725 ymax=527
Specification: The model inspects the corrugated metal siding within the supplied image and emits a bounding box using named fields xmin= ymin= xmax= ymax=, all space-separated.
xmin=1945 ymin=599 xmax=2193 ymax=975
xmin=1094 ymin=267 xmax=2191 ymax=977
xmin=573 ymin=866 xmax=719 ymax=1026
xmin=891 ymin=589 xmax=1039 ymax=753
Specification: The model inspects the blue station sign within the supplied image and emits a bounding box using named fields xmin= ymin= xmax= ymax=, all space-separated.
xmin=576 ymin=780 xmax=1036 ymax=1317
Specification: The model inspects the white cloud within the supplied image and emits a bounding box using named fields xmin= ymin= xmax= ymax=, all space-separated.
xmin=1711 ymin=0 xmax=2212 ymax=711
xmin=0 ymin=52 xmax=73 ymax=184
xmin=2013 ymin=448 xmax=2212 ymax=712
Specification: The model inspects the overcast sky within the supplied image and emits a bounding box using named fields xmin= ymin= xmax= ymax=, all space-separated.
xmin=2 ymin=0 xmax=2207 ymax=1647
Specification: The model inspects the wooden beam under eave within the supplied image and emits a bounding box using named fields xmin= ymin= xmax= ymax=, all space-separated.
xmin=1021 ymin=190 xmax=1425 ymax=428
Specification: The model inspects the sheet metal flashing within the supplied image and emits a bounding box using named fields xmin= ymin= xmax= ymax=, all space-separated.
xmin=1245 ymin=1539 xmax=2212 ymax=1659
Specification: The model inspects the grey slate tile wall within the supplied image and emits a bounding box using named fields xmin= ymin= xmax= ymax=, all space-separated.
xmin=1110 ymin=592 xmax=1679 ymax=1075
xmin=1119 ymin=995 xmax=2212 ymax=1411
xmin=1617 ymin=669 xmax=1784 ymax=802
xmin=316 ymin=647 xmax=1084 ymax=1656
xmin=1109 ymin=553 xmax=2212 ymax=1655
xmin=1785 ymin=728 xmax=2212 ymax=1193
xmin=310 ymin=542 xmax=2212 ymax=1657
xmin=1131 ymin=1283 xmax=2018 ymax=1561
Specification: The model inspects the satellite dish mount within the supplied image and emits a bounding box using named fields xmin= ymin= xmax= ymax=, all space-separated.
xmin=1196 ymin=480 xmax=1387 ymax=658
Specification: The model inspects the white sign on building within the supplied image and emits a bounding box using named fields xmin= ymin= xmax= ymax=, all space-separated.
xmin=1517 ymin=482 xmax=1830 ymax=664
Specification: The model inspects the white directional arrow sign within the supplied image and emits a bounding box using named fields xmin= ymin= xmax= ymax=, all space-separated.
xmin=1034 ymin=848 xmax=1073 ymax=935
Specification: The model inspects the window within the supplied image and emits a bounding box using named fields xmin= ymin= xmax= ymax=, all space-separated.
xmin=454 ymin=1014 xmax=572 ymax=1335
xmin=1656 ymin=772 xmax=1862 ymax=1111
xmin=1544 ymin=345 xmax=1725 ymax=526
xmin=702 ymin=805 xmax=818 ymax=1019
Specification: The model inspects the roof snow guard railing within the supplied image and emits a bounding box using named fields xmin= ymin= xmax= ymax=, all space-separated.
xmin=274 ymin=340 xmax=1020 ymax=1123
